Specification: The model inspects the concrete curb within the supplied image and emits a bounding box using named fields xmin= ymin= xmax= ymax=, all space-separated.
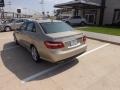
xmin=81 ymin=31 xmax=120 ymax=45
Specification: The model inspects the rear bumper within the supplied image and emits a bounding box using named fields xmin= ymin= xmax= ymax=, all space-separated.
xmin=47 ymin=44 xmax=87 ymax=63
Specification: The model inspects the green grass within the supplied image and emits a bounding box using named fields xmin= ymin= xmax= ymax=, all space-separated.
xmin=76 ymin=26 xmax=120 ymax=36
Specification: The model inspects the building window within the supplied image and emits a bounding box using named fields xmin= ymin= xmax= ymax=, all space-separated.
xmin=113 ymin=9 xmax=120 ymax=24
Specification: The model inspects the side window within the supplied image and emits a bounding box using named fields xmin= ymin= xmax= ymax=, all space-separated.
xmin=72 ymin=16 xmax=81 ymax=19
xmin=74 ymin=16 xmax=77 ymax=19
xmin=26 ymin=22 xmax=36 ymax=32
xmin=71 ymin=16 xmax=75 ymax=19
xmin=20 ymin=22 xmax=27 ymax=30
xmin=77 ymin=16 xmax=81 ymax=19
xmin=16 ymin=20 xmax=23 ymax=23
xmin=15 ymin=20 xmax=19 ymax=23
xmin=75 ymin=16 xmax=81 ymax=19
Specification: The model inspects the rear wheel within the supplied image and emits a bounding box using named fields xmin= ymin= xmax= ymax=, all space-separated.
xmin=31 ymin=46 xmax=40 ymax=63
xmin=4 ymin=26 xmax=11 ymax=32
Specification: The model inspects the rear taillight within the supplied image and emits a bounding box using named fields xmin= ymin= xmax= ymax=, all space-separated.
xmin=82 ymin=35 xmax=87 ymax=43
xmin=44 ymin=41 xmax=64 ymax=49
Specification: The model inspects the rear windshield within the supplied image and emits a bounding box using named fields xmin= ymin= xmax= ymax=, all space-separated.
xmin=40 ymin=22 xmax=73 ymax=34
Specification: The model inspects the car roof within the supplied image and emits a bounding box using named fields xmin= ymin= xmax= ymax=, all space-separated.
xmin=28 ymin=19 xmax=62 ymax=23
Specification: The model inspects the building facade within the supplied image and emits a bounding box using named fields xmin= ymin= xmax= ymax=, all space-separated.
xmin=104 ymin=0 xmax=120 ymax=25
xmin=55 ymin=0 xmax=120 ymax=25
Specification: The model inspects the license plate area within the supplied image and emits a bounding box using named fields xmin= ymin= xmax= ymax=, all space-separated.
xmin=68 ymin=39 xmax=81 ymax=48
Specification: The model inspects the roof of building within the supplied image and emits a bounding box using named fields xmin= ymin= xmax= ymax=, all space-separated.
xmin=29 ymin=19 xmax=62 ymax=23
xmin=54 ymin=0 xmax=101 ymax=8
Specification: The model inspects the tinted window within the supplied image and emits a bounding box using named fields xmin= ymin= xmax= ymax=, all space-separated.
xmin=26 ymin=22 xmax=36 ymax=32
xmin=5 ymin=19 xmax=14 ymax=23
xmin=23 ymin=19 xmax=29 ymax=22
xmin=40 ymin=22 xmax=73 ymax=34
xmin=72 ymin=16 xmax=81 ymax=19
xmin=20 ymin=22 xmax=27 ymax=30
xmin=9 ymin=19 xmax=14 ymax=23
xmin=16 ymin=19 xmax=24 ymax=23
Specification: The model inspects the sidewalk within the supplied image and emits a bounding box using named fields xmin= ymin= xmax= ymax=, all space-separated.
xmin=81 ymin=31 xmax=120 ymax=45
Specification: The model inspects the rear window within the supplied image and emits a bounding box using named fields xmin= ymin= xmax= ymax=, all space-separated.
xmin=40 ymin=22 xmax=73 ymax=34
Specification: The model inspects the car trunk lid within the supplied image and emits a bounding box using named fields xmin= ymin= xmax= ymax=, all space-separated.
xmin=46 ymin=31 xmax=85 ymax=50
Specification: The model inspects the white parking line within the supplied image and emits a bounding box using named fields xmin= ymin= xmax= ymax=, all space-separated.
xmin=77 ymin=43 xmax=110 ymax=58
xmin=21 ymin=43 xmax=110 ymax=83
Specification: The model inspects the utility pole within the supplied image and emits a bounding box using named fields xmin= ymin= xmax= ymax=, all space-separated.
xmin=23 ymin=8 xmax=27 ymax=15
xmin=0 ymin=0 xmax=5 ymax=19
xmin=7 ymin=0 xmax=12 ymax=12
xmin=0 ymin=7 xmax=4 ymax=19
xmin=5 ymin=0 xmax=13 ymax=18
xmin=40 ymin=0 xmax=45 ymax=16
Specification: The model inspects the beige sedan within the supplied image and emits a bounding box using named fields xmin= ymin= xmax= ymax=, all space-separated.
xmin=13 ymin=19 xmax=87 ymax=63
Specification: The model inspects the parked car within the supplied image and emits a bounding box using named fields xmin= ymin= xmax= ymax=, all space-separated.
xmin=0 ymin=22 xmax=3 ymax=32
xmin=0 ymin=20 xmax=4 ymax=24
xmin=63 ymin=16 xmax=87 ymax=26
xmin=113 ymin=21 xmax=120 ymax=26
xmin=13 ymin=19 xmax=87 ymax=63
xmin=0 ymin=18 xmax=29 ymax=32
xmin=0 ymin=20 xmax=6 ymax=32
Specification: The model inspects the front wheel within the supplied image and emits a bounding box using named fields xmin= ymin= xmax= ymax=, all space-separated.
xmin=31 ymin=46 xmax=40 ymax=63
xmin=4 ymin=26 xmax=11 ymax=32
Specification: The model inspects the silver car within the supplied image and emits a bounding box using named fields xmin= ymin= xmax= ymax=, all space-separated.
xmin=63 ymin=16 xmax=87 ymax=26
xmin=0 ymin=19 xmax=28 ymax=32
xmin=13 ymin=19 xmax=87 ymax=63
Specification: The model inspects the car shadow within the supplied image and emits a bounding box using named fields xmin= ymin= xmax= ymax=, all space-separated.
xmin=1 ymin=42 xmax=79 ymax=82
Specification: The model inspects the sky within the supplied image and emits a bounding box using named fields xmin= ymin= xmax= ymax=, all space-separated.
xmin=4 ymin=0 xmax=71 ymax=15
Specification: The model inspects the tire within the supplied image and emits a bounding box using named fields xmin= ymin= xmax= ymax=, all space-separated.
xmin=31 ymin=46 xmax=40 ymax=63
xmin=80 ymin=22 xmax=86 ymax=26
xmin=4 ymin=26 xmax=11 ymax=32
xmin=66 ymin=21 xmax=71 ymax=25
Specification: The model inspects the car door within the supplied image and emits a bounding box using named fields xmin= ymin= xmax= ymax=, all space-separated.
xmin=76 ymin=16 xmax=82 ymax=24
xmin=73 ymin=16 xmax=81 ymax=24
xmin=69 ymin=17 xmax=76 ymax=24
xmin=22 ymin=22 xmax=36 ymax=49
xmin=15 ymin=20 xmax=24 ymax=30
xmin=9 ymin=19 xmax=17 ymax=30
xmin=15 ymin=22 xmax=27 ymax=46
xmin=69 ymin=16 xmax=81 ymax=25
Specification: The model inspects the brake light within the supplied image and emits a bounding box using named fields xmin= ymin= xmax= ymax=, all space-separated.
xmin=82 ymin=36 xmax=87 ymax=43
xmin=44 ymin=41 xmax=64 ymax=49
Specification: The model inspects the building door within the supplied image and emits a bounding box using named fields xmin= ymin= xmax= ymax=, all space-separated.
xmin=85 ymin=14 xmax=96 ymax=24
xmin=84 ymin=9 xmax=97 ymax=24
xmin=113 ymin=9 xmax=120 ymax=24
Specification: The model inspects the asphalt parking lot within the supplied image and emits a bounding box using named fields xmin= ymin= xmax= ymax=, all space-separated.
xmin=0 ymin=32 xmax=120 ymax=90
